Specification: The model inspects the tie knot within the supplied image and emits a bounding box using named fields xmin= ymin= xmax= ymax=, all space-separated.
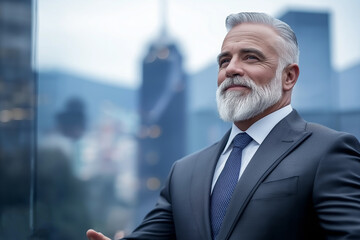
xmin=233 ymin=132 xmax=252 ymax=149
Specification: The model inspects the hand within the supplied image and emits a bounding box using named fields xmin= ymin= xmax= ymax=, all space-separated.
xmin=87 ymin=229 xmax=112 ymax=240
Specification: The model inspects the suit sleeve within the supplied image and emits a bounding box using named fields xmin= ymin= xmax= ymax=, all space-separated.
xmin=313 ymin=133 xmax=360 ymax=239
xmin=122 ymin=163 xmax=177 ymax=240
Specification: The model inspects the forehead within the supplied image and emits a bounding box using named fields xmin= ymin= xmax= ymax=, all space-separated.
xmin=221 ymin=23 xmax=282 ymax=54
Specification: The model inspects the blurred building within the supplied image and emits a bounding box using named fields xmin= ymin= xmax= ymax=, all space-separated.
xmin=278 ymin=10 xmax=360 ymax=139
xmin=0 ymin=0 xmax=33 ymax=151
xmin=280 ymin=11 xmax=334 ymax=111
xmin=0 ymin=0 xmax=34 ymax=239
xmin=337 ymin=62 xmax=360 ymax=139
xmin=138 ymin=36 xmax=187 ymax=218
xmin=279 ymin=11 xmax=339 ymax=128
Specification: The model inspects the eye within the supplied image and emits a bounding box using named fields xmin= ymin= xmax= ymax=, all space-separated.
xmin=245 ymin=55 xmax=260 ymax=61
xmin=219 ymin=58 xmax=230 ymax=68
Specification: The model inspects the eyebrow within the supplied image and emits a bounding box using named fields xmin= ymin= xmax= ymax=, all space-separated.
xmin=217 ymin=48 xmax=266 ymax=64
xmin=217 ymin=52 xmax=230 ymax=65
xmin=241 ymin=48 xmax=266 ymax=59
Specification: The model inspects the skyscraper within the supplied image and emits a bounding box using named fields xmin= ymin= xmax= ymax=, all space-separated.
xmin=0 ymin=0 xmax=33 ymax=152
xmin=279 ymin=10 xmax=337 ymax=127
xmin=0 ymin=0 xmax=34 ymax=238
xmin=138 ymin=36 xmax=187 ymax=216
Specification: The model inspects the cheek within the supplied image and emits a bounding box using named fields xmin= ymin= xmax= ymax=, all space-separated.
xmin=249 ymin=68 xmax=276 ymax=85
xmin=217 ymin=70 xmax=226 ymax=86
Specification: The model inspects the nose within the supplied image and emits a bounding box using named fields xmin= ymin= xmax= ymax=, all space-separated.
xmin=225 ymin=58 xmax=245 ymax=78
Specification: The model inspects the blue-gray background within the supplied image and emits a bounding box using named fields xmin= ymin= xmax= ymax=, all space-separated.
xmin=0 ymin=0 xmax=359 ymax=239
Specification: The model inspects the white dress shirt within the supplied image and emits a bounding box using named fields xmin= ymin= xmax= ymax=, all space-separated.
xmin=211 ymin=105 xmax=293 ymax=192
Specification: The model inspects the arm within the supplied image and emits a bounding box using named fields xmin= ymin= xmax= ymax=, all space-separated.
xmin=314 ymin=133 xmax=360 ymax=239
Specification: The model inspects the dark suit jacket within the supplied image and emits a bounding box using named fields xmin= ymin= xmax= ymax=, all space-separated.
xmin=125 ymin=110 xmax=360 ymax=240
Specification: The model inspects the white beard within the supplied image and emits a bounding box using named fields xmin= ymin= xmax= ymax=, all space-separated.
xmin=216 ymin=66 xmax=283 ymax=122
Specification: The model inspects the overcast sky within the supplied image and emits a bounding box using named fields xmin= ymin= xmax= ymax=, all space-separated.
xmin=37 ymin=0 xmax=360 ymax=88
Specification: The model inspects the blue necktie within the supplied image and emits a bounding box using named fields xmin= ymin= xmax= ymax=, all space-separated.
xmin=210 ymin=132 xmax=252 ymax=239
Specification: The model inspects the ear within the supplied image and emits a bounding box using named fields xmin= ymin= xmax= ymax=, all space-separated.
xmin=283 ymin=63 xmax=299 ymax=91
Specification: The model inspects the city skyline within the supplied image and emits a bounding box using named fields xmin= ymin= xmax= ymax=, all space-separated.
xmin=37 ymin=0 xmax=360 ymax=88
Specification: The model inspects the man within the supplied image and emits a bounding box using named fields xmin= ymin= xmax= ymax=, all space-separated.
xmin=87 ymin=12 xmax=360 ymax=240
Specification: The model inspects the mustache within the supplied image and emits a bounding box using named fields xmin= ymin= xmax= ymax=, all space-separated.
xmin=218 ymin=76 xmax=254 ymax=93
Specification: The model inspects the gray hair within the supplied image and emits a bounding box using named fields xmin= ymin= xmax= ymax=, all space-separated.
xmin=226 ymin=12 xmax=299 ymax=65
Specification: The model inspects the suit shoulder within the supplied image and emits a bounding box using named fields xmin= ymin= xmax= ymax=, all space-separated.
xmin=305 ymin=122 xmax=360 ymax=146
xmin=306 ymin=122 xmax=353 ymax=137
xmin=285 ymin=110 xmax=358 ymax=141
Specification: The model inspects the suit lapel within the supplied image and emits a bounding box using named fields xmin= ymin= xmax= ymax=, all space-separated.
xmin=190 ymin=131 xmax=230 ymax=240
xmin=217 ymin=110 xmax=311 ymax=240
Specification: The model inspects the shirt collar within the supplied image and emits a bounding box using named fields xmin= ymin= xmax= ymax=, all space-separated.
xmin=222 ymin=105 xmax=293 ymax=155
